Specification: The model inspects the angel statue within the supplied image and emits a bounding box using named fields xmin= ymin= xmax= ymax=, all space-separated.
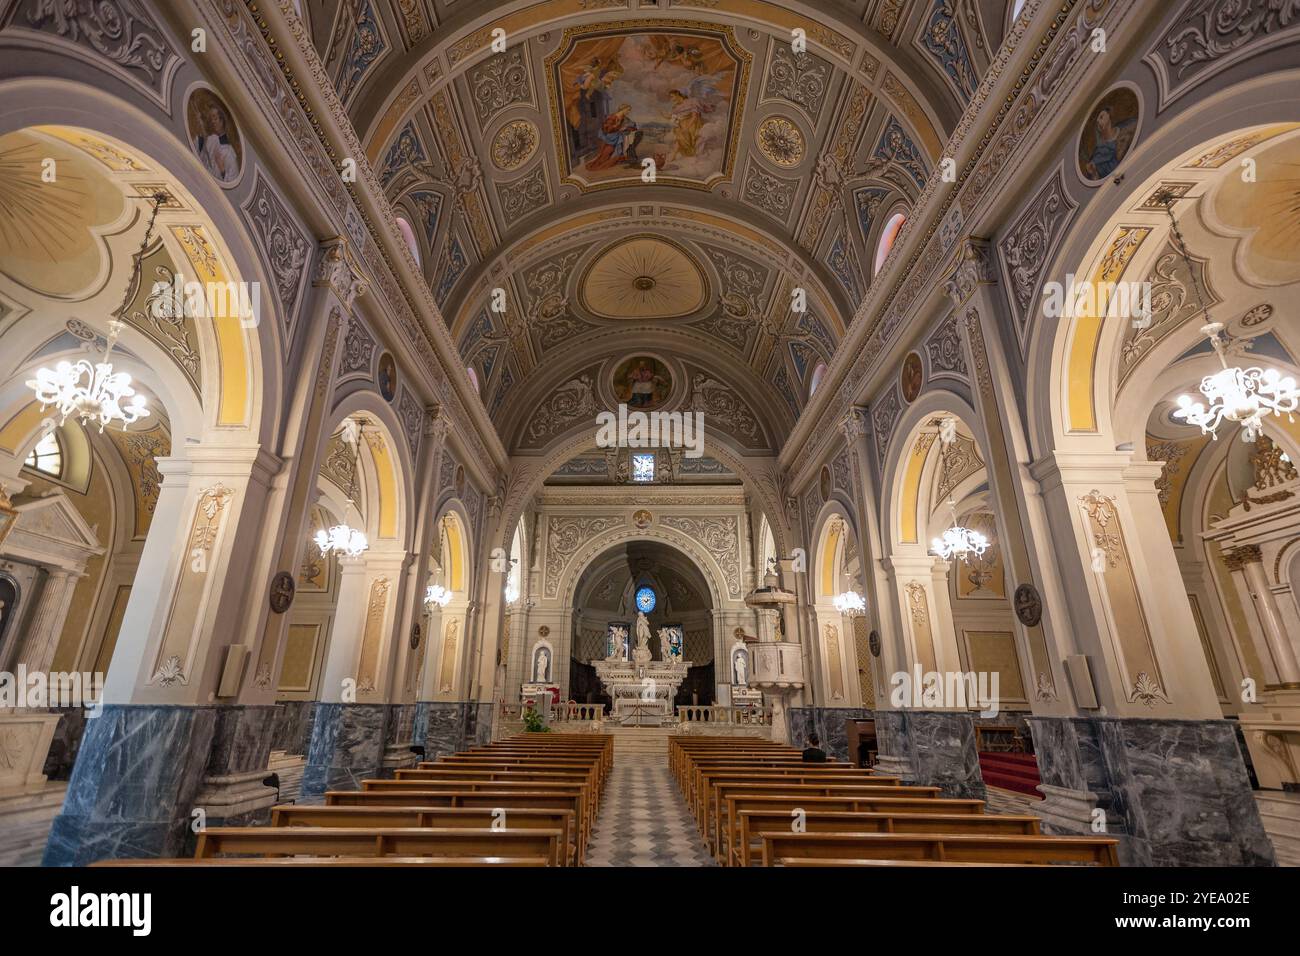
xmin=607 ymin=625 xmax=628 ymax=661
xmin=657 ymin=626 xmax=672 ymax=661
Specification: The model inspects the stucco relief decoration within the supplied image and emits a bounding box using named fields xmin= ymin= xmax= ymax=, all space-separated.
xmin=526 ymin=376 xmax=599 ymax=444
xmin=491 ymin=120 xmax=539 ymax=171
xmin=925 ymin=313 xmax=967 ymax=377
xmin=1144 ymin=0 xmax=1300 ymax=107
xmin=762 ymin=45 xmax=830 ymax=120
xmin=470 ymin=46 xmax=532 ymax=126
xmin=338 ymin=314 xmax=377 ymax=378
xmin=871 ymin=386 xmax=903 ymax=467
xmin=905 ymin=581 xmax=929 ymax=625
xmin=1080 ymin=490 xmax=1124 ymax=569
xmin=997 ymin=169 xmax=1077 ymax=339
xmin=660 ymin=515 xmax=741 ymax=597
xmin=1119 ymin=241 xmax=1216 ymax=380
xmin=686 ymin=373 xmax=763 ymax=447
xmin=755 ymin=116 xmax=805 ymax=168
xmin=125 ymin=261 xmax=201 ymax=389
xmin=545 ymin=515 xmax=626 ymax=597
xmin=243 ymin=172 xmax=311 ymax=325
xmin=17 ymin=0 xmax=181 ymax=104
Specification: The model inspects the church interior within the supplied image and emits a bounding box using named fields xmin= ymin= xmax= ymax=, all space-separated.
xmin=0 ymin=0 xmax=1298 ymax=885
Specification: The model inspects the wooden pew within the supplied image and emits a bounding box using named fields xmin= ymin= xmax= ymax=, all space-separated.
xmin=93 ymin=856 xmax=550 ymax=867
xmin=734 ymin=811 xmax=1041 ymax=866
xmin=356 ymin=779 xmax=592 ymax=843
xmin=270 ymin=804 xmax=580 ymax=865
xmin=705 ymin=782 xmax=941 ymax=857
xmin=718 ymin=793 xmax=987 ymax=866
xmin=775 ymin=859 xmax=1049 ymax=868
xmin=757 ymin=832 xmax=1120 ymax=867
xmin=193 ymin=826 xmax=565 ymax=865
xmin=322 ymin=788 xmax=590 ymax=856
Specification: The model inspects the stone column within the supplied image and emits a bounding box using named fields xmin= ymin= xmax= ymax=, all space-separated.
xmin=1023 ymin=451 xmax=1273 ymax=864
xmin=1226 ymin=546 xmax=1300 ymax=688
xmin=44 ymin=440 xmax=286 ymax=865
xmin=13 ymin=567 xmax=78 ymax=674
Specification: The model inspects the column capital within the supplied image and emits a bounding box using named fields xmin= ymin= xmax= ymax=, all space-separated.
xmin=942 ymin=237 xmax=996 ymax=308
xmin=312 ymin=237 xmax=368 ymax=313
xmin=1222 ymin=544 xmax=1264 ymax=571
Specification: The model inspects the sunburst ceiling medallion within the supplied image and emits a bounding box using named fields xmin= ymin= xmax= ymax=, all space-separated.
xmin=579 ymin=235 xmax=708 ymax=320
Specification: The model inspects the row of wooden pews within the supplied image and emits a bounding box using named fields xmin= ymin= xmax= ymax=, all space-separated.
xmin=93 ymin=734 xmax=612 ymax=867
xmin=669 ymin=736 xmax=1119 ymax=867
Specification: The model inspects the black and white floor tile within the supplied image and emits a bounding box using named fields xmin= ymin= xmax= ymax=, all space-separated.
xmin=585 ymin=755 xmax=717 ymax=867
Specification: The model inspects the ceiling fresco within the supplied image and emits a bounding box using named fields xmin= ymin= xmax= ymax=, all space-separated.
xmin=301 ymin=0 xmax=1003 ymax=455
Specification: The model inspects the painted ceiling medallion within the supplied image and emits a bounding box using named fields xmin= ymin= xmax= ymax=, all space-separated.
xmin=491 ymin=119 xmax=539 ymax=171
xmin=580 ymin=236 xmax=708 ymax=320
xmin=756 ymin=116 xmax=805 ymax=168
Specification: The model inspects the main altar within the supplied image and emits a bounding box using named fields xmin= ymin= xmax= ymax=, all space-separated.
xmin=592 ymin=612 xmax=689 ymax=725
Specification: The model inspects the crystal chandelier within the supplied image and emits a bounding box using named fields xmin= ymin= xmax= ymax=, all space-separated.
xmin=833 ymin=590 xmax=865 ymax=615
xmin=26 ymin=195 xmax=166 ymax=433
xmin=425 ymin=584 xmax=452 ymax=607
xmin=1173 ymin=323 xmax=1297 ymax=442
xmin=929 ymin=418 xmax=990 ymax=561
xmin=1156 ymin=194 xmax=1298 ymax=442
xmin=315 ymin=419 xmax=369 ymax=557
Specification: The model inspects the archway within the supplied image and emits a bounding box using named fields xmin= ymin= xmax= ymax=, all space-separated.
xmin=566 ymin=539 xmax=719 ymax=710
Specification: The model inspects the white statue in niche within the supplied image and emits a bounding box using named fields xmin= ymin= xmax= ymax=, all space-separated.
xmin=633 ymin=612 xmax=652 ymax=667
xmin=534 ymin=647 xmax=550 ymax=682
xmin=657 ymin=626 xmax=672 ymax=661
xmin=733 ymin=649 xmax=748 ymax=686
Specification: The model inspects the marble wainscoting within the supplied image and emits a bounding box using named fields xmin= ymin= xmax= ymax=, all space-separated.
xmin=414 ymin=701 xmax=494 ymax=758
xmin=380 ymin=702 xmax=419 ymax=776
xmin=268 ymin=699 xmax=316 ymax=756
xmin=43 ymin=705 xmax=219 ymax=866
xmin=788 ymin=707 xmax=871 ymax=762
xmin=1029 ymin=716 xmax=1276 ymax=866
xmin=873 ymin=709 xmax=987 ymax=800
xmin=189 ymin=704 xmax=280 ymax=837
xmin=415 ymin=701 xmax=463 ymax=760
xmin=41 ymin=706 xmax=89 ymax=780
xmin=298 ymin=703 xmax=389 ymax=800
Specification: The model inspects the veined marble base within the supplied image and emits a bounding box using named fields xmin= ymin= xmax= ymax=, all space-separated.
xmin=873 ymin=709 xmax=986 ymax=799
xmin=299 ymin=703 xmax=388 ymax=799
xmin=789 ymin=707 xmax=871 ymax=762
xmin=1029 ymin=716 xmax=1276 ymax=866
xmin=43 ymin=705 xmax=219 ymax=866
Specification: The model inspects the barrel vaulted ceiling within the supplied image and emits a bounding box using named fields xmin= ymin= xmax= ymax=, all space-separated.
xmin=301 ymin=0 xmax=1009 ymax=453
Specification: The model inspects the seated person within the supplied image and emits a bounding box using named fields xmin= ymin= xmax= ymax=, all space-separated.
xmin=801 ymin=733 xmax=828 ymax=763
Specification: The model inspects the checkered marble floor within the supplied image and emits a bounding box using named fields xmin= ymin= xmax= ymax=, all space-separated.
xmin=585 ymin=755 xmax=717 ymax=867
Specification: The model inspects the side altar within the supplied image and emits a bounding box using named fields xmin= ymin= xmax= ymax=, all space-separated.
xmin=592 ymin=612 xmax=689 ymax=726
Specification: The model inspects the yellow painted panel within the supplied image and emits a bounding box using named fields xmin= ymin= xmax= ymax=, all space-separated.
xmin=899 ymin=436 xmax=932 ymax=544
xmin=819 ymin=523 xmax=840 ymax=597
xmin=367 ymin=436 xmax=399 ymax=539
xmin=169 ymin=225 xmax=248 ymax=426
xmin=0 ymin=401 xmax=45 ymax=453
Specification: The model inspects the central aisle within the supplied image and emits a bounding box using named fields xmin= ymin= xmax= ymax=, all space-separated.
xmin=585 ymin=754 xmax=717 ymax=867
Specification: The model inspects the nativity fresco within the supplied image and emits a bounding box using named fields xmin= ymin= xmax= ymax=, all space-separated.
xmin=548 ymin=25 xmax=749 ymax=190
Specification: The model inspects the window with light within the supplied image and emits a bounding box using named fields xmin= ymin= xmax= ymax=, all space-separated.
xmin=631 ymin=453 xmax=655 ymax=483
xmin=25 ymin=431 xmax=62 ymax=478
xmin=635 ymin=586 xmax=656 ymax=614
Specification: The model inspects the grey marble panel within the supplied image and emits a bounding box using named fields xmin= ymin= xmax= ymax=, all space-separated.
xmin=1030 ymin=715 xmax=1274 ymax=865
xmin=42 ymin=706 xmax=89 ymax=780
xmin=43 ymin=704 xmax=218 ymax=866
xmin=788 ymin=707 xmax=871 ymax=761
xmin=419 ymin=701 xmax=464 ymax=759
xmin=270 ymin=700 xmax=316 ymax=754
xmin=206 ymin=704 xmax=277 ymax=776
xmin=299 ymin=703 xmax=388 ymax=799
xmin=905 ymin=711 xmax=987 ymax=800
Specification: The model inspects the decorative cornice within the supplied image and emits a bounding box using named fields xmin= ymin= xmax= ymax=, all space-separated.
xmin=1222 ymin=544 xmax=1264 ymax=571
